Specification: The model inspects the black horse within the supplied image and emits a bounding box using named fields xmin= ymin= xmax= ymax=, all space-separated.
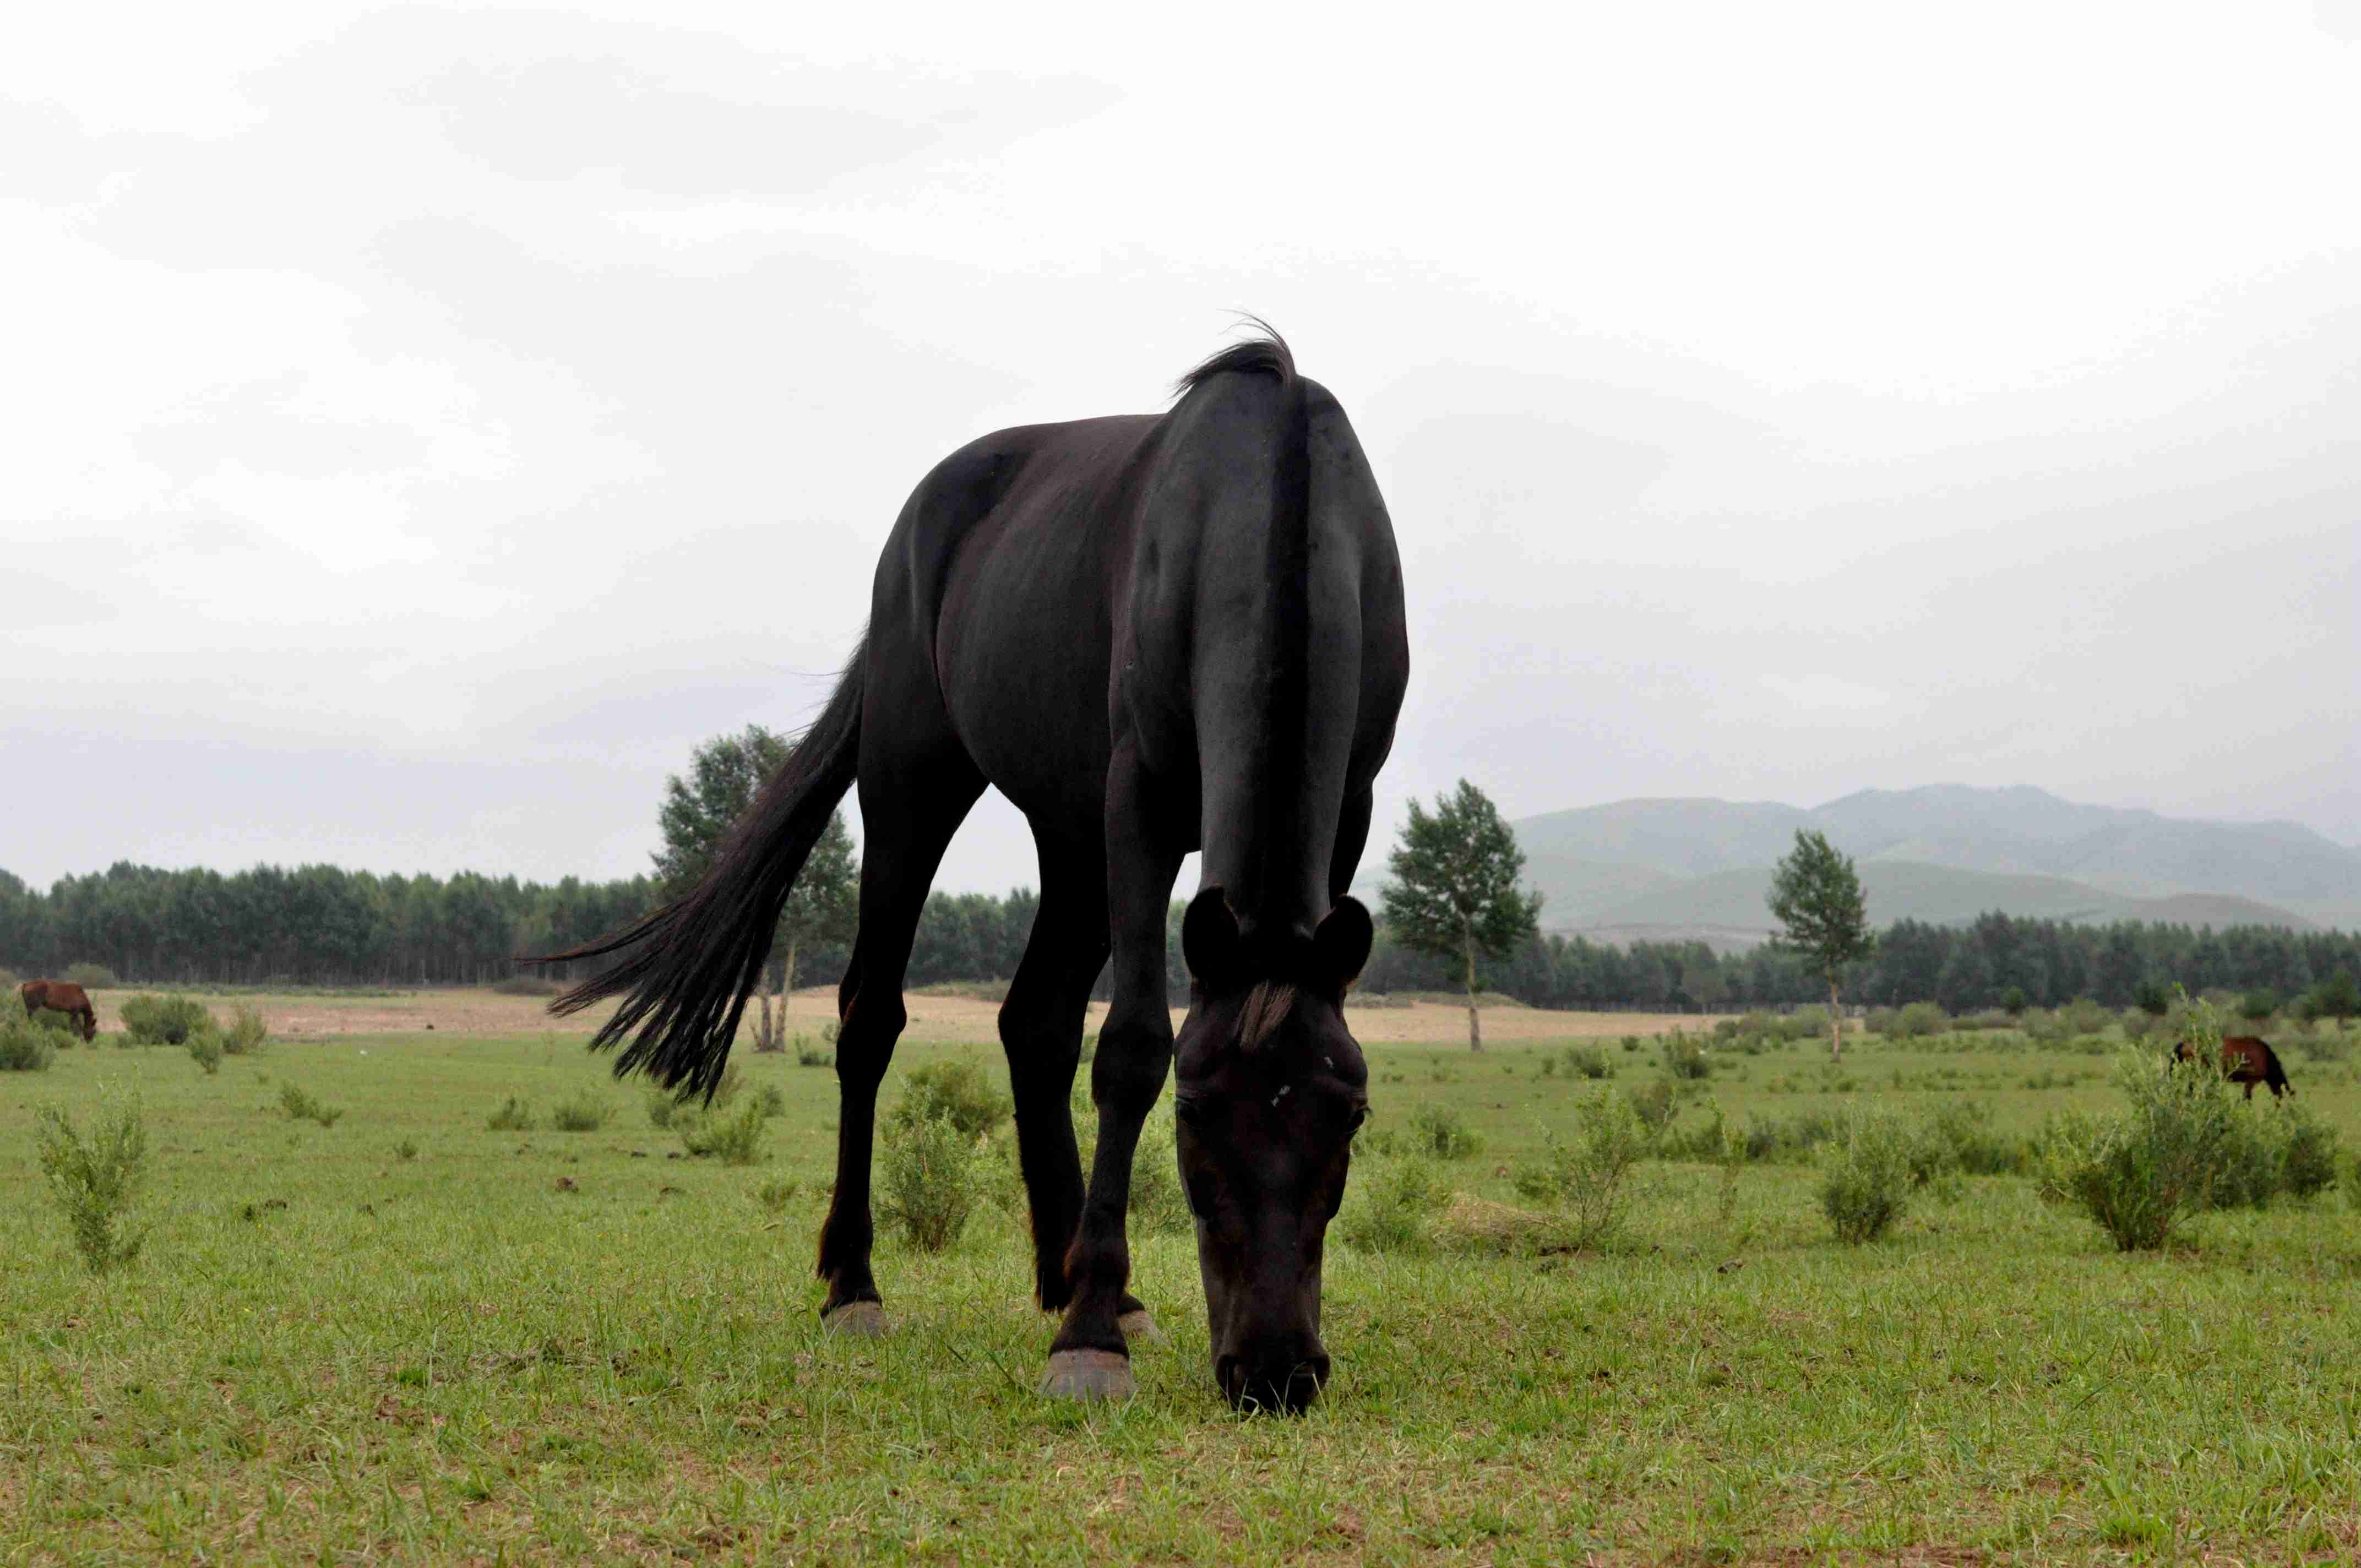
xmin=543 ymin=328 xmax=1408 ymax=1411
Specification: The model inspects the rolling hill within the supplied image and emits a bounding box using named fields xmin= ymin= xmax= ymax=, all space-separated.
xmin=1408 ymin=784 xmax=2361 ymax=948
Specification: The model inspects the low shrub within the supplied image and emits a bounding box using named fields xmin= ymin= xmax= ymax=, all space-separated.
xmin=888 ymin=1058 xmax=1011 ymax=1140
xmin=1886 ymin=1002 xmax=1949 ymax=1039
xmin=1737 ymin=1110 xmax=1839 ymax=1163
xmin=1337 ymin=1152 xmax=1448 ymax=1254
xmin=644 ymin=1091 xmax=677 ymax=1129
xmin=61 ymin=963 xmax=118 ymax=989
xmin=394 ymin=1138 xmax=419 ymax=1162
xmin=36 ymin=1085 xmax=149 ymax=1273
xmin=120 ymin=994 xmax=214 ymax=1046
xmin=1625 ymin=1080 xmax=1677 ymax=1138
xmin=1127 ymin=1109 xmax=1192 ymax=1235
xmin=757 ymin=1177 xmax=801 ymax=1212
xmin=1660 ymin=1036 xmax=1711 ymax=1081
xmin=1408 ymin=1106 xmax=1483 ymax=1161
xmin=2297 ymin=1031 xmax=2353 ymax=1065
xmin=280 ymin=1082 xmax=345 ymax=1128
xmin=489 ymin=974 xmax=561 ymax=997
xmin=1513 ymin=1086 xmax=1647 ymax=1250
xmin=550 ymin=1090 xmax=613 ymax=1133
xmin=795 ymin=1039 xmax=835 ymax=1068
xmin=754 ymin=1084 xmax=787 ymax=1119
xmin=486 ymin=1096 xmax=536 ymax=1132
xmin=1819 ymin=1109 xmax=1916 ymax=1243
xmin=2034 ymin=1037 xmax=2248 ymax=1250
xmin=682 ymin=1100 xmax=767 ymax=1166
xmin=1919 ymin=1099 xmax=2025 ymax=1178
xmin=1563 ymin=1044 xmax=1612 ymax=1079
xmin=0 ymin=1016 xmax=58 ymax=1072
xmin=876 ymin=1112 xmax=976 ymax=1251
xmin=223 ymin=1006 xmax=269 ymax=1055
xmin=187 ymin=1028 xmax=225 ymax=1075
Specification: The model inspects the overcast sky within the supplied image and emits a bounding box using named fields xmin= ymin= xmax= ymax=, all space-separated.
xmin=7 ymin=1 xmax=2359 ymax=899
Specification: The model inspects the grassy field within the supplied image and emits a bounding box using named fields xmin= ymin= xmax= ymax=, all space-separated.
xmin=6 ymin=995 xmax=2361 ymax=1563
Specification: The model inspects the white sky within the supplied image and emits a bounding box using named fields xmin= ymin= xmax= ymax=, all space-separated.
xmin=6 ymin=0 xmax=2359 ymax=895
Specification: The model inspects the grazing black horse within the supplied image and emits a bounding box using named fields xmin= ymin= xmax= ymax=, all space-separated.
xmin=2174 ymin=1035 xmax=2292 ymax=1099
xmin=542 ymin=328 xmax=1408 ymax=1410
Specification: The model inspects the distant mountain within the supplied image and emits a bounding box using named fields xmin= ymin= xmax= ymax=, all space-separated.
xmin=1487 ymin=785 xmax=2361 ymax=945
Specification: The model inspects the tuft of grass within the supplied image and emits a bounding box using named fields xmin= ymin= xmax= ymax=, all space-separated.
xmin=755 ymin=1177 xmax=801 ymax=1212
xmin=754 ymin=1083 xmax=787 ymax=1119
xmin=278 ymin=1081 xmax=345 ymax=1128
xmin=35 ymin=1084 xmax=149 ymax=1273
xmin=875 ymin=1113 xmax=976 ymax=1251
xmin=680 ymin=1100 xmax=767 ymax=1166
xmin=549 ymin=1090 xmax=613 ymax=1133
xmin=1408 ymin=1104 xmax=1483 ymax=1161
xmin=222 ymin=1005 xmax=269 ymax=1055
xmin=644 ymin=1091 xmax=677 ymax=1129
xmin=486 ymin=1096 xmax=537 ymax=1133
xmin=795 ymin=1043 xmax=835 ymax=1068
xmin=393 ymin=1138 xmax=419 ymax=1162
xmin=1338 ymin=1152 xmax=1449 ymax=1254
xmin=186 ymin=1027 xmax=225 ymax=1076
xmin=1513 ymin=1085 xmax=1647 ymax=1250
xmin=1819 ymin=1109 xmax=1916 ymax=1244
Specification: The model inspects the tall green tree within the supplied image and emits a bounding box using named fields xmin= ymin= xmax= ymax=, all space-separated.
xmin=655 ymin=725 xmax=861 ymax=1049
xmin=1766 ymin=829 xmax=1875 ymax=1060
xmin=1380 ymin=780 xmax=1543 ymax=1050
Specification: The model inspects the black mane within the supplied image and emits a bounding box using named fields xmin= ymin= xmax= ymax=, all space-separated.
xmin=1172 ymin=321 xmax=1295 ymax=399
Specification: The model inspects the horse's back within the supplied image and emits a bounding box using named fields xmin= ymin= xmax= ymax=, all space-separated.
xmin=23 ymin=979 xmax=93 ymax=1014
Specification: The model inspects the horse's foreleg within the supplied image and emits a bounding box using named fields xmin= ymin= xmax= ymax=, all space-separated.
xmin=1043 ymin=746 xmax=1185 ymax=1400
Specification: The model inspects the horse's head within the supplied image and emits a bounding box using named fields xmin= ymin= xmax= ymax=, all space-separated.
xmin=1171 ymin=888 xmax=1372 ymax=1413
xmin=80 ymin=1010 xmax=97 ymax=1043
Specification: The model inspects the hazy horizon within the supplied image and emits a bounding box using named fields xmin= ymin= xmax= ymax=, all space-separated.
xmin=8 ymin=3 xmax=2358 ymax=896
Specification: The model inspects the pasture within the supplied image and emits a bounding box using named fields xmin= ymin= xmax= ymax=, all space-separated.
xmin=6 ymin=992 xmax=2361 ymax=1562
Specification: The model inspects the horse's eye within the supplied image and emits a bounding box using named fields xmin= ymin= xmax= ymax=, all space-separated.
xmin=1347 ymin=1106 xmax=1371 ymax=1135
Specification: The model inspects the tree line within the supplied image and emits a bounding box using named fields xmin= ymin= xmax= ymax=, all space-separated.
xmin=3 ymin=859 xmax=2351 ymax=1011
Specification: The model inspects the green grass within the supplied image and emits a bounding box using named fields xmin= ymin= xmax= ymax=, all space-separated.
xmin=3 ymin=1023 xmax=2360 ymax=1561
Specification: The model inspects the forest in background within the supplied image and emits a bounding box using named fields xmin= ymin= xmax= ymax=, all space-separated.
xmin=3 ymin=861 xmax=2353 ymax=1012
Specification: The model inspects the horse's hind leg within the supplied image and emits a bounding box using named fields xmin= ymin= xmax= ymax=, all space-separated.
xmin=815 ymin=754 xmax=983 ymax=1335
xmin=995 ymin=832 xmax=1110 ymax=1315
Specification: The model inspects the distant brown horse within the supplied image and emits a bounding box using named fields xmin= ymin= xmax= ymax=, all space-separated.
xmin=2174 ymin=1035 xmax=2291 ymax=1099
xmin=19 ymin=979 xmax=98 ymax=1042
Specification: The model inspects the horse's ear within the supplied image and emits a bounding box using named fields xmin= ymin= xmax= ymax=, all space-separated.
xmin=1182 ymin=888 xmax=1242 ymax=988
xmin=1312 ymin=897 xmax=1374 ymax=994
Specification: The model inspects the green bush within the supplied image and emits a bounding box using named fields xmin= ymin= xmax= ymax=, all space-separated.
xmin=876 ymin=1112 xmax=977 ymax=1252
xmin=1548 ymin=1044 xmax=1612 ymax=1080
xmin=1918 ymin=1099 xmax=2025 ymax=1178
xmin=1408 ymin=1106 xmax=1483 ymax=1161
xmin=36 ymin=1085 xmax=149 ymax=1273
xmin=281 ymin=1082 xmax=345 ymax=1128
xmin=1513 ymin=1086 xmax=1647 ymax=1250
xmin=0 ymin=1017 xmax=58 ymax=1072
xmin=1625 ymin=1080 xmax=1677 ymax=1138
xmin=2273 ymin=1107 xmax=2342 ymax=1204
xmin=1337 ymin=1152 xmax=1449 ymax=1254
xmin=754 ymin=1084 xmax=787 ymax=1119
xmin=120 ymin=993 xmax=214 ymax=1046
xmin=681 ymin=1099 xmax=767 ymax=1166
xmin=486 ymin=1096 xmax=536 ymax=1132
xmin=888 ymin=1058 xmax=1011 ymax=1140
xmin=550 ymin=1090 xmax=613 ymax=1132
xmin=795 ymin=1042 xmax=835 ymax=1068
xmin=2297 ymin=1030 xmax=2353 ymax=1065
xmin=223 ymin=1005 xmax=268 ymax=1055
xmin=1660 ymin=1035 xmax=1711 ymax=1080
xmin=644 ymin=1090 xmax=677 ymax=1129
xmin=62 ymin=963 xmax=118 ymax=989
xmin=187 ymin=1027 xmax=225 ymax=1076
xmin=1127 ymin=1109 xmax=1192 ymax=1235
xmin=2034 ymin=1042 xmax=2247 ymax=1251
xmin=2239 ymin=989 xmax=2278 ymax=1023
xmin=1819 ymin=1109 xmax=1916 ymax=1243
xmin=1880 ymin=1001 xmax=1943 ymax=1038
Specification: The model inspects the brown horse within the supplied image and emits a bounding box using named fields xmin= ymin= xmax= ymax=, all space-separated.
xmin=2173 ymin=1035 xmax=2291 ymax=1099
xmin=19 ymin=980 xmax=98 ymax=1042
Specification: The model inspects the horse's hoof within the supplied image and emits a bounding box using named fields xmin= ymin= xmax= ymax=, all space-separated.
xmin=822 ymin=1301 xmax=890 ymax=1337
xmin=1117 ymin=1309 xmax=1165 ymax=1345
xmin=1040 ymin=1349 xmax=1136 ymax=1401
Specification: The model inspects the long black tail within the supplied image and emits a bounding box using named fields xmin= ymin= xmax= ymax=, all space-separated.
xmin=531 ymin=636 xmax=866 ymax=1099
